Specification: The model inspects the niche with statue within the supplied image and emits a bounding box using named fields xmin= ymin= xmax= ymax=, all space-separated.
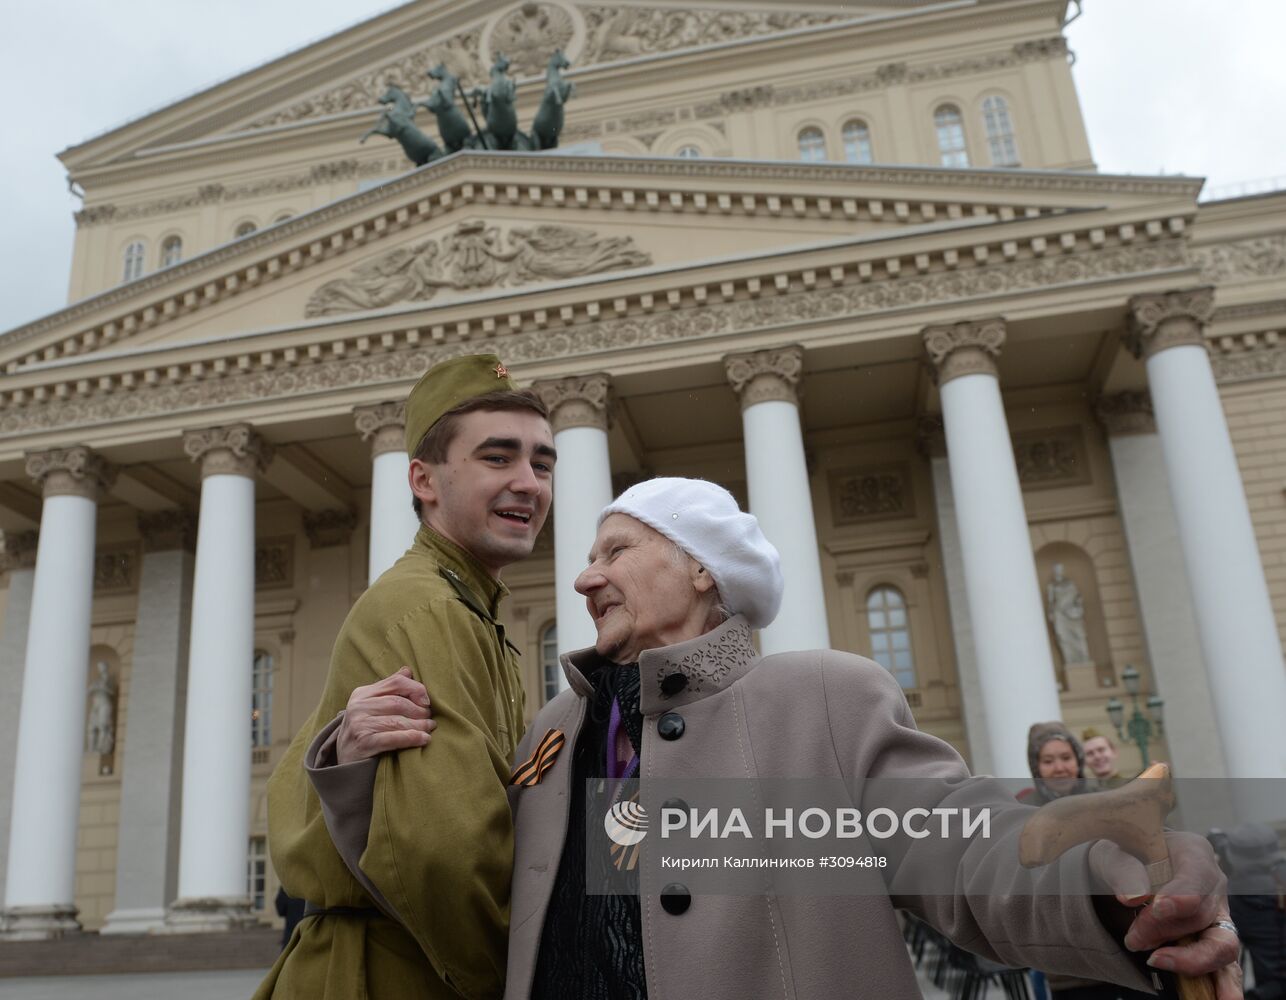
xmin=1034 ymin=543 xmax=1114 ymax=691
xmin=84 ymin=647 xmax=120 ymax=776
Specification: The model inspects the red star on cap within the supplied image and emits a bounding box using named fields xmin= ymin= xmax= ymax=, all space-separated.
xmin=495 ymin=363 xmax=509 ymax=378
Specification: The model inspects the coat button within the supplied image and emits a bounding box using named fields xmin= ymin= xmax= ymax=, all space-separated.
xmin=660 ymin=672 xmax=688 ymax=696
xmin=657 ymin=712 xmax=685 ymax=741
xmin=660 ymin=883 xmax=691 ymax=915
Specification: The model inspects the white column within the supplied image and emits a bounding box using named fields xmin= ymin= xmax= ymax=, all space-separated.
xmin=2 ymin=448 xmax=114 ymax=940
xmin=725 ymin=346 xmax=830 ymax=655
xmin=1096 ymin=392 xmax=1228 ymax=783
xmin=0 ymin=532 xmax=38 ymax=911
xmin=920 ymin=423 xmax=993 ymax=777
xmin=355 ymin=402 xmax=420 ymax=583
xmin=1127 ymin=289 xmax=1286 ymax=780
xmin=923 ymin=320 xmax=1061 ymax=778
xmin=102 ymin=512 xmax=196 ymax=935
xmin=533 ymin=375 xmax=614 ymax=667
xmin=165 ymin=425 xmax=271 ymax=932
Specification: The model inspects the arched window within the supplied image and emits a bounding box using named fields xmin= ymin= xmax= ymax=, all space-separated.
xmin=273 ymin=212 xmax=294 ymax=224
xmin=251 ymin=649 xmax=273 ymax=748
xmin=797 ymin=127 xmax=826 ymax=163
xmin=540 ymin=622 xmax=560 ymax=704
xmin=235 ymin=221 xmax=258 ymax=239
xmin=982 ymin=95 xmax=1019 ymax=166
xmin=247 ymin=836 xmax=267 ymax=911
xmin=866 ymin=585 xmax=916 ymax=689
xmin=160 ymin=236 xmax=183 ymax=268
xmin=842 ymin=119 xmax=873 ymax=165
xmin=933 ymin=105 xmax=969 ymax=167
xmin=676 ymin=144 xmax=701 ymax=159
xmin=122 ymin=241 xmax=145 ymax=282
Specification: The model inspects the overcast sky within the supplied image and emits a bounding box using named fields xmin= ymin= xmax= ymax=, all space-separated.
xmin=1 ymin=0 xmax=1282 ymax=334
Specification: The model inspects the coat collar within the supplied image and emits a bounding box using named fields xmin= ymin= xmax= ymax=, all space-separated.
xmin=415 ymin=524 xmax=508 ymax=618
xmin=560 ymin=616 xmax=759 ymax=716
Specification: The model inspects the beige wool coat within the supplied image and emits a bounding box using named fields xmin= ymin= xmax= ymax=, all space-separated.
xmin=314 ymin=616 xmax=1157 ymax=1000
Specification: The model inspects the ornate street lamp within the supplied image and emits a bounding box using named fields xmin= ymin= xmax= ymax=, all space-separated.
xmin=1105 ymin=664 xmax=1164 ymax=769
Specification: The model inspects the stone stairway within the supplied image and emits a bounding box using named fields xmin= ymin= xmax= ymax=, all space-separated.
xmin=0 ymin=928 xmax=280 ymax=978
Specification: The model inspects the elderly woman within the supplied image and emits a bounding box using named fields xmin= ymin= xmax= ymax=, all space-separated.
xmin=311 ymin=478 xmax=1240 ymax=1000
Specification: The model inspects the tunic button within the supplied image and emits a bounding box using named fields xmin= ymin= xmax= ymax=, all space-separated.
xmin=660 ymin=672 xmax=688 ymax=696
xmin=660 ymin=883 xmax=691 ymax=915
xmin=657 ymin=712 xmax=685 ymax=741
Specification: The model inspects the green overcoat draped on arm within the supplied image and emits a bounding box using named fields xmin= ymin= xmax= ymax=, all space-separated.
xmin=253 ymin=526 xmax=526 ymax=1000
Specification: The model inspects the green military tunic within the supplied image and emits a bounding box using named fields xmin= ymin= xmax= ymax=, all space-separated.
xmin=254 ymin=525 xmax=526 ymax=1000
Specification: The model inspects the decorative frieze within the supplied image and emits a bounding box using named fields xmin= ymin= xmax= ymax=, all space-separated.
xmin=1125 ymin=287 xmax=1215 ymax=360
xmin=255 ymin=537 xmax=295 ymax=589
xmin=94 ymin=545 xmax=138 ymax=594
xmin=532 ymin=373 xmax=613 ymax=432
xmin=0 ymin=241 xmax=1191 ymax=439
xmin=724 ymin=346 xmax=803 ymax=410
xmin=138 ymin=509 xmax=198 ymax=553
xmin=305 ymin=221 xmax=651 ymax=317
xmin=25 ymin=446 xmax=116 ymax=501
xmin=183 ymin=425 xmax=274 ymax=479
xmin=922 ymin=318 xmax=1006 ymax=384
xmin=1193 ymin=235 xmax=1286 ymax=284
xmin=1011 ymin=427 xmax=1090 ymax=489
xmin=354 ymin=401 xmax=408 ymax=458
xmin=0 ymin=530 xmax=39 ymax=572
xmin=1212 ymin=341 xmax=1286 ymax=385
xmin=1094 ymin=391 xmax=1155 ymax=436
xmin=829 ymin=465 xmax=913 ymax=526
xmin=302 ymin=508 xmax=360 ymax=549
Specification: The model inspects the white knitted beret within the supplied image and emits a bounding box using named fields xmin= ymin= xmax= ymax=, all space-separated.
xmin=598 ymin=477 xmax=783 ymax=630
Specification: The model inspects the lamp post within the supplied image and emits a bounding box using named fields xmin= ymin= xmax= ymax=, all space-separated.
xmin=1105 ymin=664 xmax=1165 ymax=769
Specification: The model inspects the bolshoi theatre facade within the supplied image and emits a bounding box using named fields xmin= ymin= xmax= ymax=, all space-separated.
xmin=1 ymin=0 xmax=1284 ymax=939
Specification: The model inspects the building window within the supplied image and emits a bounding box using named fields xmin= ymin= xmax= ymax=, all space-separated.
xmin=797 ymin=127 xmax=826 ymax=163
xmin=982 ymin=95 xmax=1019 ymax=166
xmin=866 ymin=585 xmax=916 ymax=689
xmin=934 ymin=105 xmax=969 ymax=167
xmin=122 ymin=241 xmax=145 ymax=282
xmin=252 ymin=650 xmax=273 ymax=748
xmin=842 ymin=119 xmax=873 ymax=165
xmin=676 ymin=144 xmax=701 ymax=159
xmin=540 ymin=622 xmax=560 ymax=704
xmin=247 ymin=836 xmax=267 ymax=911
xmin=160 ymin=236 xmax=183 ymax=268
xmin=235 ymin=221 xmax=258 ymax=238
xmin=273 ymin=212 xmax=294 ymax=224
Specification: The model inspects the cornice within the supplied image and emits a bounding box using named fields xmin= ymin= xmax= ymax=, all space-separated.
xmin=2 ymin=151 xmax=1202 ymax=367
xmin=0 ymin=236 xmax=1191 ymax=449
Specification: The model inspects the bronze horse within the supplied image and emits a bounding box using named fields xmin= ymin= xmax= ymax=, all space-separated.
xmin=531 ymin=49 xmax=574 ymax=151
xmin=420 ymin=63 xmax=477 ymax=153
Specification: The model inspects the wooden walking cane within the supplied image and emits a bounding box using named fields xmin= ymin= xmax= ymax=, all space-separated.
xmin=1018 ymin=763 xmax=1218 ymax=1000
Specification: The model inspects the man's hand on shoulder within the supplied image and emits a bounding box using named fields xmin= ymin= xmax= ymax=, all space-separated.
xmin=337 ymin=667 xmax=436 ymax=764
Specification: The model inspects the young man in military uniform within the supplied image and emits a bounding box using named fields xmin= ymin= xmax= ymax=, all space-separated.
xmin=254 ymin=353 xmax=556 ymax=1000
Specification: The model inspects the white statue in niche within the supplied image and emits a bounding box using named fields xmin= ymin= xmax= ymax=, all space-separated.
xmin=86 ymin=661 xmax=117 ymax=760
xmin=1046 ymin=563 xmax=1091 ymax=664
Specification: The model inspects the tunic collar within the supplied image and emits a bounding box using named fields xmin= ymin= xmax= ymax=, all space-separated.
xmin=415 ymin=524 xmax=508 ymax=618
xmin=561 ymin=616 xmax=759 ymax=716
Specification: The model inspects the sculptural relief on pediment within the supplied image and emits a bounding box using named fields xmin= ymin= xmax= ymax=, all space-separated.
xmin=304 ymin=218 xmax=651 ymax=316
xmin=248 ymin=2 xmax=852 ymax=129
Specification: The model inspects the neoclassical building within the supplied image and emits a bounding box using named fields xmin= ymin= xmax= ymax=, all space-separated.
xmin=2 ymin=0 xmax=1284 ymax=939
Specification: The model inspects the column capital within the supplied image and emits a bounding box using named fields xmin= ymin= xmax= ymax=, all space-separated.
xmin=1094 ymin=390 xmax=1156 ymax=436
xmin=303 ymin=508 xmax=359 ymax=549
xmin=1 ymin=530 xmax=39 ymax=572
xmin=532 ymin=373 xmax=614 ymax=433
xmin=922 ymin=318 xmax=1006 ymax=384
xmin=353 ymin=401 xmax=407 ymax=458
xmin=182 ymin=425 xmax=273 ymax=479
xmin=1125 ymin=287 xmax=1215 ymax=360
xmin=724 ymin=345 xmax=803 ymax=410
xmin=25 ymin=446 xmax=117 ymax=501
xmin=138 ymin=510 xmax=198 ymax=553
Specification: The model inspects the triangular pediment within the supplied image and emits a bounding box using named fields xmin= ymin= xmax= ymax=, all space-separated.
xmin=61 ymin=0 xmax=900 ymax=168
xmin=0 ymin=155 xmax=1203 ymax=368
